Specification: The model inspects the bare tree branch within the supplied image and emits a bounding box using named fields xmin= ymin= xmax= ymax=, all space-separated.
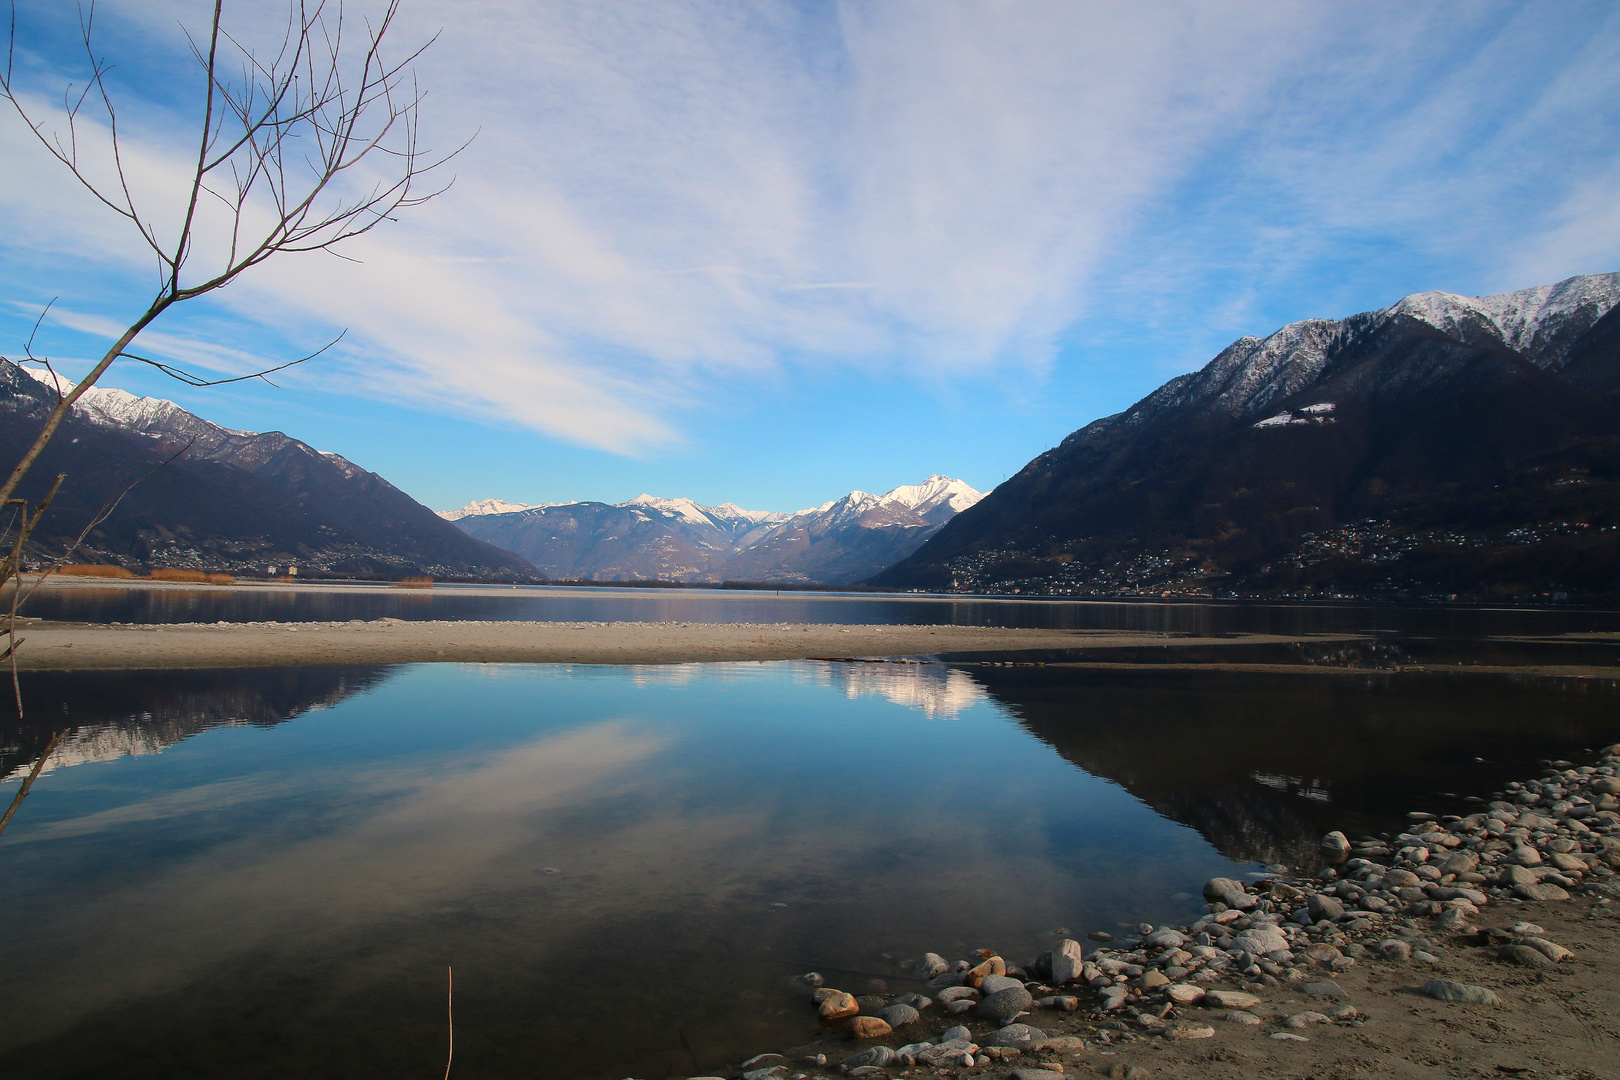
xmin=0 ymin=0 xmax=466 ymax=509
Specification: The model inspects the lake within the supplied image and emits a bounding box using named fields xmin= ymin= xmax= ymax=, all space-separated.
xmin=2 ymin=657 xmax=1617 ymax=1079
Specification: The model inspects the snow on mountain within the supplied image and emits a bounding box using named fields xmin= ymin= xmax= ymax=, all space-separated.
xmin=22 ymin=367 xmax=255 ymax=437
xmin=449 ymin=476 xmax=984 ymax=584
xmin=438 ymin=498 xmax=550 ymax=521
xmin=879 ymin=475 xmax=984 ymax=516
xmin=1097 ymin=272 xmax=1620 ymax=437
xmin=1388 ymin=271 xmax=1620 ymax=369
xmin=447 ymin=480 xmax=981 ymax=532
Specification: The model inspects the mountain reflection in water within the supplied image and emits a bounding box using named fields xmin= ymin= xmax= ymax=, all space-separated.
xmin=0 ymin=666 xmax=391 ymax=781
xmin=0 ymin=660 xmax=1616 ymax=1080
xmin=971 ymin=665 xmax=1620 ymax=866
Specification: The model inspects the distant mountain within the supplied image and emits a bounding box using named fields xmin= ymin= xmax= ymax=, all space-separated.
xmin=447 ymin=475 xmax=984 ymax=584
xmin=0 ymin=362 xmax=536 ymax=579
xmin=875 ymin=272 xmax=1620 ymax=602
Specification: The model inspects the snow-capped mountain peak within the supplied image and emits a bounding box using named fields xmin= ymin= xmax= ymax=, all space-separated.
xmin=879 ymin=475 xmax=984 ymax=515
xmin=1387 ymin=271 xmax=1620 ymax=369
xmin=21 ymin=366 xmax=254 ymax=436
xmin=437 ymin=498 xmax=550 ymax=522
xmin=622 ymin=494 xmax=727 ymax=528
xmin=446 ymin=475 xmax=985 ymax=583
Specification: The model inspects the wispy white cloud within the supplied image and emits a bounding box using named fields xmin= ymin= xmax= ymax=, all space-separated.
xmin=4 ymin=1 xmax=1620 ymax=454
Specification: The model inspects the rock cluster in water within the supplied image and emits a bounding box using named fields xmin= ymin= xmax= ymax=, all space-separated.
xmin=667 ymin=744 xmax=1620 ymax=1080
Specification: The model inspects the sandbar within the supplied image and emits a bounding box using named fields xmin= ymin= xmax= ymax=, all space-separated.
xmin=7 ymin=618 xmax=1354 ymax=670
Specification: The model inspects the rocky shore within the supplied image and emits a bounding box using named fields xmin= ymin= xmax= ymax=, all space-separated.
xmin=676 ymin=745 xmax=1620 ymax=1080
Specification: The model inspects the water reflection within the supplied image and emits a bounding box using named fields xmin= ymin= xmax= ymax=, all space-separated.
xmin=0 ymin=666 xmax=390 ymax=781
xmin=805 ymin=661 xmax=988 ymax=719
xmin=973 ymin=666 xmax=1620 ymax=866
xmin=1 ymin=660 xmax=1616 ymax=1080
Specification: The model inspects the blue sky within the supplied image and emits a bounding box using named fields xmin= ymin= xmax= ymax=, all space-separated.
xmin=4 ymin=1 xmax=1620 ymax=514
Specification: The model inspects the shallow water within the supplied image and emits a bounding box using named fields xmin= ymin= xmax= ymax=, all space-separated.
xmin=1 ymin=660 xmax=1616 ymax=1079
xmin=14 ymin=581 xmax=1620 ymax=638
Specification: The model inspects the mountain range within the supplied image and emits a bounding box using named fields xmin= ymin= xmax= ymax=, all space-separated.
xmin=876 ymin=271 xmax=1620 ymax=602
xmin=444 ymin=476 xmax=983 ymax=584
xmin=0 ymin=362 xmax=534 ymax=579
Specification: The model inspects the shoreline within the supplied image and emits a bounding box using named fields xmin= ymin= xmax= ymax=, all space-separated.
xmin=725 ymin=749 xmax=1620 ymax=1080
xmin=8 ymin=620 xmax=1371 ymax=671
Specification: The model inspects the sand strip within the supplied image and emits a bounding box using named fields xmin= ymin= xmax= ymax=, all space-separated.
xmin=8 ymin=620 xmax=1359 ymax=670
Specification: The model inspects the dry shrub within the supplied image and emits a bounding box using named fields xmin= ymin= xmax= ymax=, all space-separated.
xmin=393 ymin=575 xmax=434 ymax=588
xmin=205 ymin=573 xmax=235 ymax=585
xmin=57 ymin=564 xmax=134 ymax=578
xmin=149 ymin=567 xmax=207 ymax=582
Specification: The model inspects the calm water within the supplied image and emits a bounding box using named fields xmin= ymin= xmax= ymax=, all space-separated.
xmin=14 ymin=581 xmax=1620 ymax=639
xmin=1 ymin=659 xmax=1617 ymax=1079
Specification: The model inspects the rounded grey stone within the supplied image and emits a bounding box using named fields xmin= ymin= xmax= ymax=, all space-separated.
xmin=978 ymin=985 xmax=1034 ymax=1024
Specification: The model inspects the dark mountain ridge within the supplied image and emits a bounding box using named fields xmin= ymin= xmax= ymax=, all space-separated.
xmin=0 ymin=361 xmax=536 ymax=579
xmin=875 ymin=272 xmax=1620 ymax=601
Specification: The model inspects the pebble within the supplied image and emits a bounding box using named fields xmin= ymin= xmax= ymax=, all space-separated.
xmin=1435 ymin=908 xmax=1471 ymax=933
xmin=1144 ymin=929 xmax=1186 ymax=949
xmin=1051 ymin=938 xmax=1086 ymax=983
xmin=1513 ymin=882 xmax=1571 ymax=902
xmin=1499 ymin=865 xmax=1538 ymax=887
xmin=964 ymin=956 xmax=1006 ymax=988
xmin=816 ymin=992 xmax=858 ymax=1021
xmin=979 ymin=974 xmax=1024 ymax=995
xmin=1231 ymin=927 xmax=1289 ymax=956
xmin=1376 ymin=939 xmax=1413 ymax=962
xmin=1307 ymin=894 xmax=1345 ymax=921
xmin=875 ymin=1003 xmax=920 ymax=1029
xmin=1168 ymin=1023 xmax=1216 ymax=1039
xmin=1283 ymin=1011 xmax=1331 ymax=1028
xmin=845 ymin=1016 xmax=891 ymax=1039
xmin=1036 ymin=1036 xmax=1088 ymax=1053
xmin=1515 ymin=937 xmax=1572 ymax=962
xmin=837 ymin=1046 xmax=894 ymax=1069
xmin=1204 ymin=990 xmax=1262 ymax=1009
xmin=935 ymin=985 xmax=980 ymax=1003
xmin=1166 ymin=983 xmax=1205 ymax=1004
xmin=1011 ymin=1071 xmax=1065 ymax=1080
xmin=1217 ymin=1010 xmax=1263 ymax=1025
xmin=1496 ymin=944 xmax=1553 ymax=967
xmin=1421 ymin=979 xmax=1502 ymax=1006
xmin=1270 ymin=1032 xmax=1310 ymax=1042
xmin=914 ymin=952 xmax=949 ymax=978
xmin=978 ymin=985 xmax=1034 ymax=1024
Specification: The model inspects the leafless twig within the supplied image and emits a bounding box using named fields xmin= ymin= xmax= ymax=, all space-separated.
xmin=0 ymin=0 xmax=464 ymax=508
xmin=0 ymin=728 xmax=65 ymax=841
